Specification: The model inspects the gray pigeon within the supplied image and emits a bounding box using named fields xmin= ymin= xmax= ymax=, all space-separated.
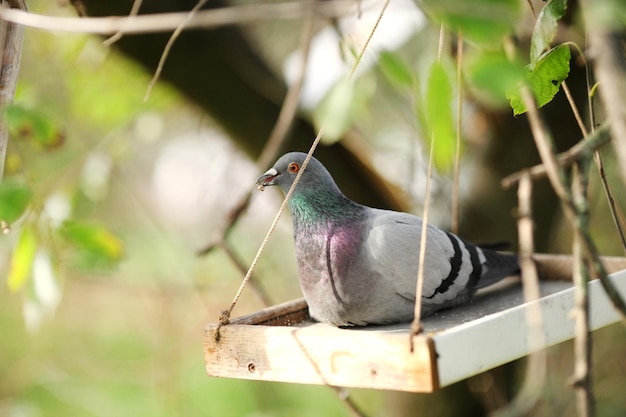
xmin=256 ymin=152 xmax=519 ymax=326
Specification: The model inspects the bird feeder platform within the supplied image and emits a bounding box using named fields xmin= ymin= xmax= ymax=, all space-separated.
xmin=203 ymin=255 xmax=626 ymax=392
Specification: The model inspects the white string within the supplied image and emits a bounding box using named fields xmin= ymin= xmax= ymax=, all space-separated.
xmin=410 ymin=23 xmax=446 ymax=348
xmin=215 ymin=0 xmax=391 ymax=337
xmin=216 ymin=127 xmax=324 ymax=334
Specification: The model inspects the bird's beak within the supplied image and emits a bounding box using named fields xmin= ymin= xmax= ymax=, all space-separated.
xmin=256 ymin=168 xmax=279 ymax=191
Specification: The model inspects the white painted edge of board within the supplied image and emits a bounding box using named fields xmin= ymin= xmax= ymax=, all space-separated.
xmin=434 ymin=269 xmax=626 ymax=387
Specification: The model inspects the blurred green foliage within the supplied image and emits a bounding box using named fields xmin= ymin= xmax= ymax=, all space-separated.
xmin=314 ymin=77 xmax=377 ymax=144
xmin=5 ymin=105 xmax=64 ymax=150
xmin=465 ymin=51 xmax=525 ymax=107
xmin=378 ymin=51 xmax=414 ymax=91
xmin=7 ymin=225 xmax=37 ymax=293
xmin=1 ymin=1 xmax=178 ymax=316
xmin=314 ymin=79 xmax=357 ymax=143
xmin=58 ymin=220 xmax=124 ymax=271
xmin=423 ymin=61 xmax=456 ymax=171
xmin=1 ymin=3 xmax=363 ymax=417
xmin=419 ymin=0 xmax=522 ymax=45
xmin=0 ymin=180 xmax=32 ymax=225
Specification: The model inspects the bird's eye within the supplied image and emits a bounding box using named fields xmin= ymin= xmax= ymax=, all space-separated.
xmin=288 ymin=162 xmax=300 ymax=173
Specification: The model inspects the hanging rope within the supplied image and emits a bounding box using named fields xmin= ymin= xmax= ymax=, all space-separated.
xmin=214 ymin=129 xmax=324 ymax=340
xmin=214 ymin=0 xmax=391 ymax=341
xmin=409 ymin=23 xmax=446 ymax=350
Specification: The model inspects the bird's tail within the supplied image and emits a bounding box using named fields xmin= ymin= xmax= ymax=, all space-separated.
xmin=476 ymin=247 xmax=520 ymax=289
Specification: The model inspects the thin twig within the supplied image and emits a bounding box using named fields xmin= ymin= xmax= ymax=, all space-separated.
xmin=563 ymin=48 xmax=626 ymax=254
xmin=248 ymin=5 xmax=388 ymax=414
xmin=570 ymin=161 xmax=594 ymax=417
xmin=561 ymin=81 xmax=588 ymax=136
xmin=217 ymin=239 xmax=272 ymax=307
xmin=197 ymin=1 xmax=317 ymax=257
xmin=68 ymin=0 xmax=87 ymax=17
xmin=256 ymin=2 xmax=317 ymax=170
xmin=102 ymin=0 xmax=143 ymax=46
xmin=520 ymin=85 xmax=572 ymax=203
xmin=215 ymin=0 xmax=391 ymax=338
xmin=331 ymin=387 xmax=369 ymax=417
xmin=501 ymin=124 xmax=610 ymax=188
xmin=502 ymin=120 xmax=626 ymax=253
xmin=492 ymin=172 xmax=546 ymax=417
xmin=593 ymin=155 xmax=626 ymax=253
xmin=196 ymin=196 xmax=252 ymax=256
xmin=291 ymin=330 xmax=370 ymax=417
xmin=503 ymin=25 xmax=626 ymax=325
xmin=527 ymin=3 xmax=626 ymax=253
xmin=516 ymin=59 xmax=626 ymax=324
xmin=0 ymin=1 xmax=358 ymax=34
xmin=144 ymin=0 xmax=209 ymax=102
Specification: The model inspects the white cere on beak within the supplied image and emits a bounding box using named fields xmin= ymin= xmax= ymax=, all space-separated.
xmin=256 ymin=167 xmax=279 ymax=191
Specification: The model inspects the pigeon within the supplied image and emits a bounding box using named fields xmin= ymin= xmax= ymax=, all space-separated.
xmin=256 ymin=152 xmax=519 ymax=326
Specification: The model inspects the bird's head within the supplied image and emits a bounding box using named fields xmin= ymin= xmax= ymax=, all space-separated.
xmin=256 ymin=152 xmax=333 ymax=195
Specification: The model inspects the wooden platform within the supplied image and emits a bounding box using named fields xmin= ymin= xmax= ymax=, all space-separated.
xmin=203 ymin=256 xmax=626 ymax=392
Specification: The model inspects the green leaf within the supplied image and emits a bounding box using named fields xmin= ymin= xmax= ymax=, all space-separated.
xmin=314 ymin=80 xmax=355 ymax=144
xmin=378 ymin=51 xmax=414 ymax=90
xmin=420 ymin=0 xmax=522 ymax=45
xmin=8 ymin=226 xmax=38 ymax=293
xmin=313 ymin=74 xmax=376 ymax=144
xmin=508 ymin=45 xmax=571 ymax=115
xmin=466 ymin=51 xmax=525 ymax=106
xmin=0 ymin=180 xmax=33 ymax=224
xmin=59 ymin=220 xmax=124 ymax=271
xmin=5 ymin=105 xmax=64 ymax=150
xmin=424 ymin=62 xmax=456 ymax=171
xmin=530 ymin=0 xmax=568 ymax=64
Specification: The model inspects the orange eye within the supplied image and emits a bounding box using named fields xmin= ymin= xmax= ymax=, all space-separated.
xmin=288 ymin=162 xmax=300 ymax=173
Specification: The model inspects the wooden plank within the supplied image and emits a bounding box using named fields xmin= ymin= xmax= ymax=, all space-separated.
xmin=203 ymin=255 xmax=626 ymax=392
xmin=229 ymin=298 xmax=309 ymax=326
xmin=204 ymin=321 xmax=439 ymax=392
xmin=434 ymin=268 xmax=626 ymax=387
xmin=203 ymin=280 xmax=569 ymax=392
xmin=533 ymin=253 xmax=626 ymax=281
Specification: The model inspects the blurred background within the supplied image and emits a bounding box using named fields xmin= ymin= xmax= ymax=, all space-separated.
xmin=1 ymin=0 xmax=625 ymax=416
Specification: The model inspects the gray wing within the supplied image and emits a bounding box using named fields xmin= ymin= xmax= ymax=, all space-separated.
xmin=361 ymin=209 xmax=485 ymax=307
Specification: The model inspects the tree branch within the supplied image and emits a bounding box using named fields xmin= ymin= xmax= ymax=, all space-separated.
xmin=520 ymin=83 xmax=626 ymax=325
xmin=491 ymin=173 xmax=546 ymax=417
xmin=570 ymin=161 xmax=594 ymax=417
xmin=0 ymin=0 xmax=26 ymax=182
xmin=0 ymin=1 xmax=357 ymax=34
xmin=501 ymin=124 xmax=610 ymax=189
